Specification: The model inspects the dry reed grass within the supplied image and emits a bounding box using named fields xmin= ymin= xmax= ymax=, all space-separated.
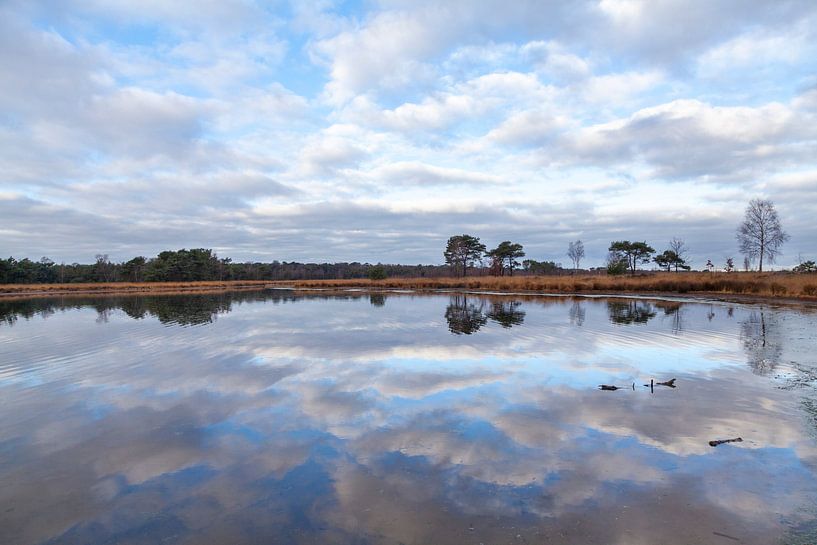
xmin=275 ymin=272 xmax=817 ymax=301
xmin=1 ymin=273 xmax=815 ymax=301
xmin=0 ymin=280 xmax=270 ymax=297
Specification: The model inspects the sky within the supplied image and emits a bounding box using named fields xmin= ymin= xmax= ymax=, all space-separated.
xmin=1 ymin=0 xmax=816 ymax=268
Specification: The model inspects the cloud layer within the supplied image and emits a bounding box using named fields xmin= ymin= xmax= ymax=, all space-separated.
xmin=1 ymin=1 xmax=816 ymax=266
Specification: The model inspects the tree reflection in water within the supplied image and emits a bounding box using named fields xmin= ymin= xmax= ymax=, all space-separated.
xmin=444 ymin=295 xmax=527 ymax=334
xmin=656 ymin=301 xmax=684 ymax=333
xmin=444 ymin=294 xmax=488 ymax=335
xmin=486 ymin=300 xmax=526 ymax=328
xmin=569 ymin=300 xmax=586 ymax=326
xmin=740 ymin=308 xmax=783 ymax=375
xmin=606 ymin=300 xmax=657 ymax=325
xmin=0 ymin=291 xmax=271 ymax=327
xmin=0 ymin=292 xmax=797 ymax=384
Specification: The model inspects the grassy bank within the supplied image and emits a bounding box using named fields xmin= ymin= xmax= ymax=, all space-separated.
xmin=275 ymin=272 xmax=817 ymax=301
xmin=0 ymin=280 xmax=270 ymax=297
xmin=1 ymin=273 xmax=816 ymax=301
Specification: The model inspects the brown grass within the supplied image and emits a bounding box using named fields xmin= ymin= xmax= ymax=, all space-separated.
xmin=272 ymin=272 xmax=817 ymax=301
xmin=0 ymin=280 xmax=270 ymax=298
xmin=1 ymin=273 xmax=816 ymax=301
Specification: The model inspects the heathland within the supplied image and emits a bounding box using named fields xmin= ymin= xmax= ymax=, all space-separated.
xmin=1 ymin=272 xmax=816 ymax=302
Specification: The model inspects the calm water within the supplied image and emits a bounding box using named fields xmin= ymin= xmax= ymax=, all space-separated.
xmin=1 ymin=290 xmax=817 ymax=545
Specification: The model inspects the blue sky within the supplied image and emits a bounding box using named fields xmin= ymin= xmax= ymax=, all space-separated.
xmin=1 ymin=0 xmax=816 ymax=267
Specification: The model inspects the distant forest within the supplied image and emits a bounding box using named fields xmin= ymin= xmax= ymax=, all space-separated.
xmin=3 ymin=198 xmax=807 ymax=285
xmin=0 ymin=248 xmax=463 ymax=284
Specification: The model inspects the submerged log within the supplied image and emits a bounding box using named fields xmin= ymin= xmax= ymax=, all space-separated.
xmin=709 ymin=437 xmax=743 ymax=447
xmin=643 ymin=378 xmax=677 ymax=388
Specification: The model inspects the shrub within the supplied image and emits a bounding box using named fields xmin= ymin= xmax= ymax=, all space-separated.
xmin=606 ymin=260 xmax=628 ymax=276
xmin=367 ymin=266 xmax=387 ymax=281
xmin=793 ymin=260 xmax=816 ymax=273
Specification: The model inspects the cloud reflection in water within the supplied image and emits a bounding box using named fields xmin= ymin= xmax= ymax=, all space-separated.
xmin=0 ymin=291 xmax=816 ymax=544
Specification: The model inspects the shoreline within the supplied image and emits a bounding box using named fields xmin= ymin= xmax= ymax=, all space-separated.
xmin=0 ymin=281 xmax=270 ymax=299
xmin=1 ymin=275 xmax=816 ymax=307
xmin=278 ymin=286 xmax=817 ymax=308
xmin=272 ymin=273 xmax=817 ymax=304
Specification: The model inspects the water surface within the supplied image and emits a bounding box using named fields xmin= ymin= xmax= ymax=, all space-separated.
xmin=1 ymin=290 xmax=816 ymax=544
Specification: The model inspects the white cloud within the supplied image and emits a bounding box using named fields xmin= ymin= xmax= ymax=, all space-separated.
xmin=310 ymin=8 xmax=451 ymax=104
xmin=1 ymin=0 xmax=816 ymax=264
xmin=87 ymin=88 xmax=206 ymax=157
xmin=349 ymin=93 xmax=480 ymax=132
xmin=485 ymin=110 xmax=570 ymax=146
xmin=579 ymin=69 xmax=664 ymax=104
xmin=559 ymin=95 xmax=816 ymax=179
xmin=370 ymin=161 xmax=503 ymax=187
xmin=522 ymin=40 xmax=591 ymax=81
xmin=295 ymin=127 xmax=372 ymax=177
xmin=698 ymin=29 xmax=811 ymax=75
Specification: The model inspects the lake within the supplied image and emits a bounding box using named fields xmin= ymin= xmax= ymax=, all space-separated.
xmin=1 ymin=290 xmax=816 ymax=544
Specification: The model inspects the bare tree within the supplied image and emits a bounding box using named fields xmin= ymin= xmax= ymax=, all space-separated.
xmin=668 ymin=238 xmax=689 ymax=271
xmin=567 ymin=240 xmax=585 ymax=272
xmin=736 ymin=199 xmax=789 ymax=272
xmin=94 ymin=254 xmax=114 ymax=282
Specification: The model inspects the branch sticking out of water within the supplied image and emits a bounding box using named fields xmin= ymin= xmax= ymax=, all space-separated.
xmin=642 ymin=378 xmax=677 ymax=392
xmin=600 ymin=378 xmax=676 ymax=392
xmin=709 ymin=437 xmax=743 ymax=447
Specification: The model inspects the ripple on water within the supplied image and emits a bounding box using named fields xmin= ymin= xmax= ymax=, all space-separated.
xmin=0 ymin=291 xmax=816 ymax=545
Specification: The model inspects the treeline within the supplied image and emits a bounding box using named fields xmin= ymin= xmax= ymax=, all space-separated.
xmin=444 ymin=235 xmax=564 ymax=276
xmin=4 ymin=196 xmax=811 ymax=285
xmin=442 ymin=235 xmax=693 ymax=277
xmin=0 ymin=249 xmax=450 ymax=284
xmin=441 ymin=199 xmax=817 ymax=277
